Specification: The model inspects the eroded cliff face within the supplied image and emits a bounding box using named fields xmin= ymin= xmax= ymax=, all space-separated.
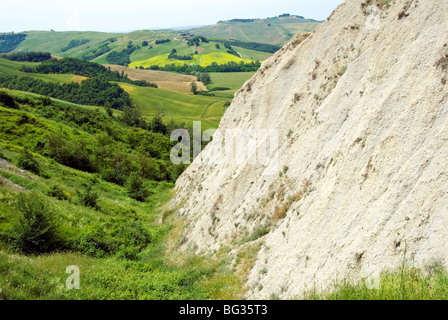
xmin=170 ymin=0 xmax=448 ymax=298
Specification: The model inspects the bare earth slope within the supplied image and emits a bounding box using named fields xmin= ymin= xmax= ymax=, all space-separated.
xmin=170 ymin=0 xmax=448 ymax=299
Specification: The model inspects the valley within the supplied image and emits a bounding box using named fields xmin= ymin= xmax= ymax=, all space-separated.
xmin=1 ymin=1 xmax=448 ymax=303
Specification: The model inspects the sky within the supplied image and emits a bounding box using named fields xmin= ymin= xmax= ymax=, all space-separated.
xmin=1 ymin=0 xmax=344 ymax=33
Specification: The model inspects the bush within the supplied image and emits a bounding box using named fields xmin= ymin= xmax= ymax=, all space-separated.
xmin=0 ymin=91 xmax=19 ymax=109
xmin=47 ymin=185 xmax=68 ymax=201
xmin=126 ymin=173 xmax=149 ymax=202
xmin=77 ymin=185 xmax=99 ymax=209
xmin=9 ymin=192 xmax=62 ymax=254
xmin=17 ymin=149 xmax=41 ymax=175
xmin=76 ymin=220 xmax=152 ymax=259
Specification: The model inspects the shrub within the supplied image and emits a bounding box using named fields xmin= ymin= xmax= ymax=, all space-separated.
xmin=126 ymin=173 xmax=149 ymax=202
xmin=76 ymin=220 xmax=152 ymax=259
xmin=17 ymin=149 xmax=41 ymax=175
xmin=0 ymin=91 xmax=19 ymax=109
xmin=9 ymin=192 xmax=61 ymax=254
xmin=77 ymin=185 xmax=99 ymax=209
xmin=47 ymin=185 xmax=68 ymax=201
xmin=0 ymin=151 xmax=11 ymax=162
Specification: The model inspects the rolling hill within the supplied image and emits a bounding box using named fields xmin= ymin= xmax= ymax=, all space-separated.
xmin=189 ymin=15 xmax=323 ymax=45
xmin=8 ymin=30 xmax=264 ymax=68
xmin=3 ymin=15 xmax=321 ymax=71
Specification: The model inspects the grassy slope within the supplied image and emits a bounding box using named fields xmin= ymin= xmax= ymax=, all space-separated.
xmin=191 ymin=16 xmax=322 ymax=45
xmin=207 ymin=72 xmax=256 ymax=98
xmin=119 ymin=83 xmax=230 ymax=130
xmin=12 ymin=30 xmax=267 ymax=67
xmin=0 ymin=57 xmax=228 ymax=128
xmin=0 ymin=89 xmax=242 ymax=300
xmin=0 ymin=57 xmax=86 ymax=84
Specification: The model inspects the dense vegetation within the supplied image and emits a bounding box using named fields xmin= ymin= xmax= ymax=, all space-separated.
xmin=106 ymin=41 xmax=137 ymax=66
xmin=0 ymin=89 xmax=185 ymax=185
xmin=25 ymin=57 xmax=155 ymax=87
xmin=148 ymin=60 xmax=262 ymax=73
xmin=61 ymin=39 xmax=90 ymax=53
xmin=305 ymin=262 xmax=448 ymax=300
xmin=222 ymin=19 xmax=255 ymax=23
xmin=81 ymin=43 xmax=111 ymax=61
xmin=168 ymin=49 xmax=192 ymax=61
xmin=155 ymin=39 xmax=171 ymax=45
xmin=186 ymin=36 xmax=209 ymax=47
xmin=0 ymin=74 xmax=132 ymax=109
xmin=0 ymin=89 xmax=241 ymax=300
xmin=0 ymin=52 xmax=52 ymax=62
xmin=0 ymin=33 xmax=27 ymax=53
xmin=219 ymin=40 xmax=281 ymax=53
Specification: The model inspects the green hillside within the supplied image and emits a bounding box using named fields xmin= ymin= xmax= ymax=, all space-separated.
xmin=190 ymin=15 xmax=322 ymax=45
xmin=0 ymin=89 xmax=242 ymax=299
xmin=118 ymin=83 xmax=230 ymax=131
xmin=0 ymin=58 xmax=87 ymax=84
xmin=0 ymin=57 xmax=230 ymax=129
xmin=9 ymin=30 xmax=264 ymax=68
xmin=4 ymin=15 xmax=321 ymax=70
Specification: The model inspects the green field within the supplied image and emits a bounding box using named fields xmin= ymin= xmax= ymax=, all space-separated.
xmin=119 ymin=82 xmax=230 ymax=130
xmin=130 ymin=52 xmax=254 ymax=69
xmin=11 ymin=30 xmax=268 ymax=68
xmin=0 ymin=57 xmax=87 ymax=84
xmin=0 ymin=57 xmax=230 ymax=129
xmin=207 ymin=72 xmax=256 ymax=98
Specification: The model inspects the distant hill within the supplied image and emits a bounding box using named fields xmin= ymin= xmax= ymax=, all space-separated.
xmin=188 ymin=15 xmax=323 ymax=45
xmin=1 ymin=15 xmax=321 ymax=68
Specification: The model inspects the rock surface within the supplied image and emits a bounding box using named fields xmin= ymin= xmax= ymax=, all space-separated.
xmin=170 ymin=0 xmax=448 ymax=298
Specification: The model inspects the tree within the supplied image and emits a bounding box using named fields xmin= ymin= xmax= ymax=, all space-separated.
xmin=104 ymin=102 xmax=113 ymax=117
xmin=122 ymin=105 xmax=142 ymax=126
xmin=198 ymin=72 xmax=211 ymax=85
xmin=151 ymin=115 xmax=167 ymax=135
xmin=142 ymin=41 xmax=149 ymax=47
xmin=190 ymin=82 xmax=198 ymax=95
xmin=11 ymin=192 xmax=61 ymax=254
xmin=126 ymin=172 xmax=149 ymax=202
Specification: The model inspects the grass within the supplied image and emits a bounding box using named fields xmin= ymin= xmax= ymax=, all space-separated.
xmin=207 ymin=72 xmax=256 ymax=98
xmin=0 ymin=90 xmax=242 ymax=300
xmin=304 ymin=264 xmax=448 ymax=300
xmin=129 ymin=52 xmax=255 ymax=69
xmin=1 ymin=57 xmax=229 ymax=129
xmin=232 ymin=46 xmax=273 ymax=61
xmin=192 ymin=16 xmax=322 ymax=45
xmin=11 ymin=30 xmax=270 ymax=68
xmin=0 ymin=57 xmax=87 ymax=85
xmin=104 ymin=64 xmax=204 ymax=94
xmin=118 ymin=82 xmax=231 ymax=130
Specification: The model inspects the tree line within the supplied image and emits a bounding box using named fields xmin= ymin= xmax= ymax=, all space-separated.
xmin=0 ymin=33 xmax=27 ymax=53
xmin=0 ymin=51 xmax=52 ymax=62
xmin=61 ymin=39 xmax=90 ymax=52
xmin=21 ymin=57 xmax=157 ymax=87
xmin=218 ymin=40 xmax=281 ymax=53
xmin=0 ymin=74 xmax=131 ymax=110
xmin=147 ymin=60 xmax=261 ymax=73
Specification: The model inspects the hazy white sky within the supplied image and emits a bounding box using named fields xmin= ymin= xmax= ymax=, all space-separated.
xmin=1 ymin=0 xmax=344 ymax=33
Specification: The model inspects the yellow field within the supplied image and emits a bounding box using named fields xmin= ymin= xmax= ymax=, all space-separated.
xmin=130 ymin=52 xmax=254 ymax=69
